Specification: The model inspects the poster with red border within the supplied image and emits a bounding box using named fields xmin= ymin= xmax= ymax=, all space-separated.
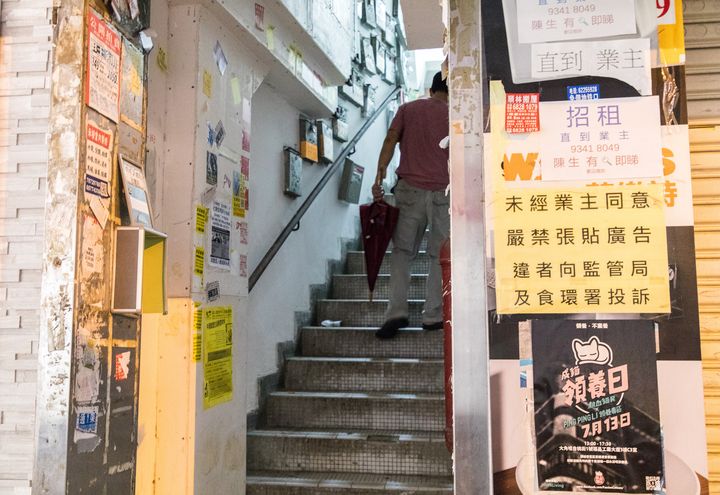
xmin=86 ymin=10 xmax=121 ymax=123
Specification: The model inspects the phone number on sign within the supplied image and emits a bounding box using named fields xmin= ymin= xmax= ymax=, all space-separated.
xmin=570 ymin=144 xmax=620 ymax=153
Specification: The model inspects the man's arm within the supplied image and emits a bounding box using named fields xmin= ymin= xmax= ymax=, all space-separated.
xmin=372 ymin=128 xmax=400 ymax=201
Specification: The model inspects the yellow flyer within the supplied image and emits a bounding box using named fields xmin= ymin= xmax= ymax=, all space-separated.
xmin=493 ymin=184 xmax=670 ymax=314
xmin=192 ymin=303 xmax=202 ymax=363
xmin=657 ymin=0 xmax=686 ymax=67
xmin=202 ymin=306 xmax=233 ymax=409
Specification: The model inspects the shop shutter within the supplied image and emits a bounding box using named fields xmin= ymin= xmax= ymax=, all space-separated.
xmin=686 ymin=0 xmax=720 ymax=491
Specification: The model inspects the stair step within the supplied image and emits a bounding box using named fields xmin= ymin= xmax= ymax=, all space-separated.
xmin=333 ymin=274 xmax=428 ymax=299
xmin=300 ymin=327 xmax=443 ymax=359
xmin=247 ymin=430 xmax=452 ymax=477
xmin=316 ymin=299 xmax=424 ymax=327
xmin=247 ymin=471 xmax=453 ymax=494
xmin=265 ymin=391 xmax=445 ymax=432
xmin=285 ymin=357 xmax=444 ymax=393
xmin=346 ymin=251 xmax=431 ymax=275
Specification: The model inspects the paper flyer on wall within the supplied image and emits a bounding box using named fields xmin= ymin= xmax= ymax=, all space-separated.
xmin=210 ymin=201 xmax=231 ymax=269
xmin=202 ymin=306 xmax=233 ymax=409
xmin=520 ymin=319 xmax=665 ymax=493
xmin=86 ymin=10 xmax=121 ymax=123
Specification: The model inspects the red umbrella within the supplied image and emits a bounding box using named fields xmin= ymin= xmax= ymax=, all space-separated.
xmin=359 ymin=200 xmax=399 ymax=302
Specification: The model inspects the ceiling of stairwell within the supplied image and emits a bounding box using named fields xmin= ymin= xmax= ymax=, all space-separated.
xmin=399 ymin=0 xmax=445 ymax=49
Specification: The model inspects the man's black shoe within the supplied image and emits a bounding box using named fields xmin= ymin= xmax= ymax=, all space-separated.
xmin=422 ymin=321 xmax=443 ymax=331
xmin=375 ymin=317 xmax=409 ymax=339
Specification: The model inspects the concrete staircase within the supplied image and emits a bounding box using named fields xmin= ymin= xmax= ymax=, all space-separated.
xmin=246 ymin=244 xmax=453 ymax=494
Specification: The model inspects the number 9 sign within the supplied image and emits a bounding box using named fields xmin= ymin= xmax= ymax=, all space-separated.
xmin=657 ymin=0 xmax=676 ymax=24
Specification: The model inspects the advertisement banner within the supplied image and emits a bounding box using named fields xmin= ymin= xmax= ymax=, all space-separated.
xmin=521 ymin=319 xmax=664 ymax=493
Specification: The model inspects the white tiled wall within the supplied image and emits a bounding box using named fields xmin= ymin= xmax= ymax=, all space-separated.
xmin=0 ymin=1 xmax=52 ymax=493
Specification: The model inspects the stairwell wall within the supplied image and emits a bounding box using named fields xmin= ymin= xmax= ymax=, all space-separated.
xmin=246 ymin=81 xmax=398 ymax=417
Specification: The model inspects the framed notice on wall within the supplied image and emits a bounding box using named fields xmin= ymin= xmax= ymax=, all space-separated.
xmin=119 ymin=155 xmax=153 ymax=229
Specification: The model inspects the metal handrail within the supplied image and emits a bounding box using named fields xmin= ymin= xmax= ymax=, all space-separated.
xmin=249 ymin=85 xmax=402 ymax=291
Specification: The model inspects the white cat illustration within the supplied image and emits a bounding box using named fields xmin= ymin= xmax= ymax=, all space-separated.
xmin=572 ymin=336 xmax=613 ymax=366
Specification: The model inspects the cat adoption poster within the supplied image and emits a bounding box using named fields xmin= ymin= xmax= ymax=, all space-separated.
xmin=520 ymin=319 xmax=664 ymax=493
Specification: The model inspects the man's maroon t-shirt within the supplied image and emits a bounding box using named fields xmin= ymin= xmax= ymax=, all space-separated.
xmin=390 ymin=97 xmax=449 ymax=191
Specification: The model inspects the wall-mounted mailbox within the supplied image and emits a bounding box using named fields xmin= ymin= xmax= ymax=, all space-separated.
xmin=112 ymin=226 xmax=167 ymax=315
xmin=338 ymin=159 xmax=364 ymax=204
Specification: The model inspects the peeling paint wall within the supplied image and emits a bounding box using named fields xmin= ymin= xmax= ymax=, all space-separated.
xmin=33 ymin=0 xmax=149 ymax=492
xmin=32 ymin=0 xmax=85 ymax=492
xmin=446 ymin=0 xmax=494 ymax=493
xmin=0 ymin=0 xmax=54 ymax=492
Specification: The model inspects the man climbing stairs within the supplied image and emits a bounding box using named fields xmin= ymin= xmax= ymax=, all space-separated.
xmin=246 ymin=240 xmax=453 ymax=494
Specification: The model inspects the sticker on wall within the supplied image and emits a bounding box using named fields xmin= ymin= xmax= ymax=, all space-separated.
xmin=505 ymin=93 xmax=540 ymax=134
xmin=242 ymin=129 xmax=251 ymax=152
xmin=232 ymin=171 xmax=243 ymax=217
xmin=192 ymin=304 xmax=202 ymax=362
xmin=86 ymin=10 xmax=121 ymax=122
xmin=194 ymin=247 xmax=205 ymax=277
xmin=213 ymin=41 xmax=228 ymax=76
xmin=114 ymin=351 xmax=131 ymax=381
xmin=206 ymin=151 xmax=218 ymax=186
xmin=231 ymin=77 xmax=242 ymax=105
xmin=156 ymin=47 xmax=168 ymax=72
xmin=238 ymin=221 xmax=248 ymax=245
xmin=203 ymin=70 xmax=213 ymax=98
xmin=76 ymin=406 xmax=99 ymax=435
xmin=266 ymin=25 xmax=275 ymax=51
xmin=255 ymin=3 xmax=265 ymax=31
xmin=567 ymin=84 xmax=600 ymax=101
xmin=240 ymin=254 xmax=248 ymax=278
xmin=210 ymin=201 xmax=231 ymax=270
xmin=215 ymin=121 xmax=226 ymax=147
xmin=242 ymin=98 xmax=251 ymax=125
xmin=196 ymin=205 xmax=209 ymax=233
xmin=206 ymin=280 xmax=220 ymax=302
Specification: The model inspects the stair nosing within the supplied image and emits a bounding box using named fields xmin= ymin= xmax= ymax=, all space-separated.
xmin=248 ymin=428 xmax=446 ymax=441
xmin=303 ymin=326 xmax=431 ymax=331
xmin=246 ymin=471 xmax=454 ymax=491
xmin=286 ymin=356 xmax=443 ymax=363
xmin=317 ymin=298 xmax=426 ymax=303
xmin=269 ymin=390 xmax=444 ymax=400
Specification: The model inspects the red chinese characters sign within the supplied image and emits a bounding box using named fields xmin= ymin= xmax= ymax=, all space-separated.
xmin=505 ymin=93 xmax=540 ymax=134
xmin=86 ymin=11 xmax=121 ymax=122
